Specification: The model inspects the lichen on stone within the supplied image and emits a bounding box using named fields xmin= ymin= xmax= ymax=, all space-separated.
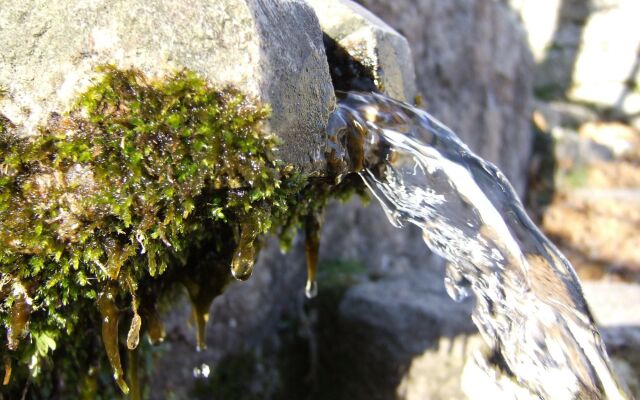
xmin=0 ymin=65 xmax=328 ymax=397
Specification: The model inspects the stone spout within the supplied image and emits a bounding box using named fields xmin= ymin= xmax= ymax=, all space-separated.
xmin=0 ymin=0 xmax=417 ymax=175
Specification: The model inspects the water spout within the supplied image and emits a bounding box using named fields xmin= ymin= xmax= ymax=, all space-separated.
xmin=326 ymin=91 xmax=631 ymax=399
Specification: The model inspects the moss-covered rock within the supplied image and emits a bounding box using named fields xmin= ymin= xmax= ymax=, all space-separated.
xmin=0 ymin=66 xmax=352 ymax=398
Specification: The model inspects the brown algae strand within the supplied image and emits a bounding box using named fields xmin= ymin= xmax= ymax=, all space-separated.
xmin=125 ymin=275 xmax=142 ymax=350
xmin=126 ymin=313 xmax=142 ymax=350
xmin=191 ymin=301 xmax=210 ymax=352
xmin=230 ymin=224 xmax=258 ymax=281
xmin=183 ymin=258 xmax=232 ymax=351
xmin=304 ymin=212 xmax=321 ymax=299
xmin=97 ymin=283 xmax=129 ymax=394
xmin=7 ymin=287 xmax=31 ymax=351
xmin=184 ymin=279 xmax=223 ymax=352
xmin=3 ymin=356 xmax=11 ymax=386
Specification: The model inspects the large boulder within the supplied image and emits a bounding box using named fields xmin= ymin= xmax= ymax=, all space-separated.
xmin=583 ymin=281 xmax=640 ymax=398
xmin=1 ymin=0 xmax=334 ymax=397
xmin=334 ymin=270 xmax=476 ymax=400
xmin=0 ymin=0 xmax=334 ymax=172
xmin=583 ymin=281 xmax=640 ymax=351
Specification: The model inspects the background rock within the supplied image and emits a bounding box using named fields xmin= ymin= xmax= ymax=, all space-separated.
xmin=531 ymin=96 xmax=640 ymax=282
xmin=333 ymin=270 xmax=476 ymax=400
xmin=0 ymin=0 xmax=334 ymax=172
xmin=583 ymin=281 xmax=640 ymax=351
xmin=589 ymin=281 xmax=640 ymax=399
xmin=509 ymin=0 xmax=640 ymax=118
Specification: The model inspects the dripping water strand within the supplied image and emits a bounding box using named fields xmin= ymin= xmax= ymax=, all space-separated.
xmin=231 ymin=223 xmax=258 ymax=281
xmin=3 ymin=356 xmax=11 ymax=386
xmin=126 ymin=275 xmax=142 ymax=350
xmin=6 ymin=282 xmax=31 ymax=351
xmin=304 ymin=212 xmax=321 ymax=299
xmin=326 ymin=91 xmax=630 ymax=400
xmin=97 ymin=283 xmax=130 ymax=395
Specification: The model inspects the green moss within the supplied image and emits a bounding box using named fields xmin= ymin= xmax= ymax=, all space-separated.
xmin=0 ymin=66 xmax=364 ymax=398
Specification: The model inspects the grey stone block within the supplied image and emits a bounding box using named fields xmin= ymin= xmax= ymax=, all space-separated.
xmin=0 ymin=0 xmax=335 ymax=172
xmin=307 ymin=0 xmax=417 ymax=102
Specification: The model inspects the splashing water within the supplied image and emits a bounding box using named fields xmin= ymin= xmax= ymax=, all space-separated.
xmin=326 ymin=92 xmax=630 ymax=399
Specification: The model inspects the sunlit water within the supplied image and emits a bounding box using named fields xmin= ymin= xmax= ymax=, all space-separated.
xmin=326 ymin=92 xmax=630 ymax=399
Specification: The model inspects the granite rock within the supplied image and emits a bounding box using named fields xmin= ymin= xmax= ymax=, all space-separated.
xmin=0 ymin=0 xmax=335 ymax=172
xmin=307 ymin=0 xmax=417 ymax=102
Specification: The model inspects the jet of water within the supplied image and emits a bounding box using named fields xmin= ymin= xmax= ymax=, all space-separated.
xmin=326 ymin=92 xmax=631 ymax=400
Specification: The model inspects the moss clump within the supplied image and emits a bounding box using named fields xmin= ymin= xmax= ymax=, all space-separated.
xmin=0 ymin=66 xmax=325 ymax=398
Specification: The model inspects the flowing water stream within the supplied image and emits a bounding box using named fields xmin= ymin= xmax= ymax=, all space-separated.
xmin=325 ymin=92 xmax=630 ymax=399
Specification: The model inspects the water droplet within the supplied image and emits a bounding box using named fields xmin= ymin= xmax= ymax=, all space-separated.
xmin=304 ymin=212 xmax=321 ymax=299
xmin=444 ymin=275 xmax=470 ymax=303
xmin=193 ymin=363 xmax=211 ymax=379
xmin=230 ymin=224 xmax=257 ymax=281
xmin=305 ymin=280 xmax=318 ymax=299
xmin=126 ymin=313 xmax=142 ymax=350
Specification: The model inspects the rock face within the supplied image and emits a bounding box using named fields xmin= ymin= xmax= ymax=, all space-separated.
xmin=0 ymin=0 xmax=334 ymax=172
xmin=356 ymin=0 xmax=534 ymax=195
